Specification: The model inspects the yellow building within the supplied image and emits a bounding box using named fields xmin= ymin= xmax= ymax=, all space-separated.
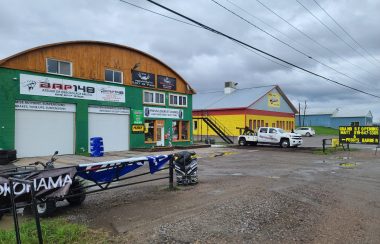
xmin=193 ymin=83 xmax=298 ymax=143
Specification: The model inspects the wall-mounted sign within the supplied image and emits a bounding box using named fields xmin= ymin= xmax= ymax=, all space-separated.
xmin=20 ymin=74 xmax=125 ymax=103
xmin=15 ymin=100 xmax=76 ymax=112
xmin=157 ymin=75 xmax=176 ymax=90
xmin=132 ymin=70 xmax=155 ymax=88
xmin=88 ymin=106 xmax=130 ymax=115
xmin=339 ymin=126 xmax=379 ymax=144
xmin=132 ymin=124 xmax=145 ymax=133
xmin=268 ymin=92 xmax=280 ymax=108
xmin=143 ymin=107 xmax=183 ymax=119
xmin=132 ymin=110 xmax=144 ymax=124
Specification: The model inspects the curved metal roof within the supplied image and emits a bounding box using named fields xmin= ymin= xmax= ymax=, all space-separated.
xmin=0 ymin=40 xmax=195 ymax=93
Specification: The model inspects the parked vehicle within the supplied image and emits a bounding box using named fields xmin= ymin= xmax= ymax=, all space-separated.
xmin=294 ymin=127 xmax=316 ymax=137
xmin=174 ymin=151 xmax=198 ymax=185
xmin=238 ymin=127 xmax=303 ymax=148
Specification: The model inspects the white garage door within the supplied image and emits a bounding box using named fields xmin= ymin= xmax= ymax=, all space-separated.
xmin=15 ymin=101 xmax=75 ymax=158
xmin=88 ymin=106 xmax=130 ymax=152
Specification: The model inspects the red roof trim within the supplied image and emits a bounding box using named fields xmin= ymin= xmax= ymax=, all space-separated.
xmin=193 ymin=108 xmax=294 ymax=118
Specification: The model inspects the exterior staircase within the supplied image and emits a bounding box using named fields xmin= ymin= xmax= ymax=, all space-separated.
xmin=193 ymin=115 xmax=234 ymax=144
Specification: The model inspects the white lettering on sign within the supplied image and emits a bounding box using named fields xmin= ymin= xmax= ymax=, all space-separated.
xmin=88 ymin=106 xmax=130 ymax=115
xmin=15 ymin=100 xmax=76 ymax=112
xmin=20 ymin=74 xmax=125 ymax=103
xmin=0 ymin=174 xmax=72 ymax=197
xmin=143 ymin=107 xmax=183 ymax=119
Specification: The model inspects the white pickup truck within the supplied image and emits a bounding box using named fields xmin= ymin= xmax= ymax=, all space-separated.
xmin=238 ymin=127 xmax=303 ymax=148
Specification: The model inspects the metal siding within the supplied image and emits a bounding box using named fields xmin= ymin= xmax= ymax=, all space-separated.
xmin=295 ymin=114 xmax=332 ymax=127
xmin=249 ymin=88 xmax=293 ymax=113
xmin=330 ymin=117 xmax=366 ymax=129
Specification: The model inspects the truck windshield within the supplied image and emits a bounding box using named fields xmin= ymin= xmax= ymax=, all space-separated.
xmin=278 ymin=129 xmax=285 ymax=133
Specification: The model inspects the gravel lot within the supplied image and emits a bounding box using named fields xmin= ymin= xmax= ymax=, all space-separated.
xmin=3 ymin=145 xmax=380 ymax=243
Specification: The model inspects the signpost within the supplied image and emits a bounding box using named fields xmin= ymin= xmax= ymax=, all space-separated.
xmin=339 ymin=126 xmax=379 ymax=145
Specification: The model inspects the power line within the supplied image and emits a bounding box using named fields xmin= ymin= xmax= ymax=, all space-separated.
xmin=295 ymin=0 xmax=380 ymax=68
xmin=312 ymin=0 xmax=380 ymax=65
xmin=224 ymin=0 xmax=316 ymax=56
xmin=118 ymin=0 xmax=291 ymax=70
xmin=119 ymin=0 xmax=200 ymax=28
xmin=254 ymin=0 xmax=378 ymax=80
xmin=211 ymin=0 xmax=370 ymax=88
xmin=144 ymin=0 xmax=380 ymax=98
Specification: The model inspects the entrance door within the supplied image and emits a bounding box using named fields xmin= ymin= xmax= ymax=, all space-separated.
xmin=156 ymin=120 xmax=165 ymax=146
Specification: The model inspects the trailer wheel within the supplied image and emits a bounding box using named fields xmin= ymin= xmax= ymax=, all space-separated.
xmin=238 ymin=138 xmax=247 ymax=146
xmin=67 ymin=180 xmax=86 ymax=206
xmin=280 ymin=139 xmax=290 ymax=148
xmin=36 ymin=199 xmax=56 ymax=217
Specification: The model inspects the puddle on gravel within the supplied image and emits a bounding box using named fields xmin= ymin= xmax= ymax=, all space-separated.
xmin=267 ymin=176 xmax=280 ymax=179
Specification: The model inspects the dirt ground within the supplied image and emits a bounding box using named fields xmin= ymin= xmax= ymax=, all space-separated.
xmin=3 ymin=144 xmax=380 ymax=243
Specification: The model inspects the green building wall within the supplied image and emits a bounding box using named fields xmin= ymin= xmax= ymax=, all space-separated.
xmin=0 ymin=68 xmax=193 ymax=154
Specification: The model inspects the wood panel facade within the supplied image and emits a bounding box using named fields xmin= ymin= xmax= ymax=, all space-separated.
xmin=0 ymin=41 xmax=194 ymax=94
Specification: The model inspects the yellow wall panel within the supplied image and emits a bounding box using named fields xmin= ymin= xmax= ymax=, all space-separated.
xmin=193 ymin=114 xmax=245 ymax=136
xmin=245 ymin=114 xmax=295 ymax=132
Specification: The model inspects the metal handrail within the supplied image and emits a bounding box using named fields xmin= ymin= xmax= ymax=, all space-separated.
xmin=195 ymin=111 xmax=234 ymax=143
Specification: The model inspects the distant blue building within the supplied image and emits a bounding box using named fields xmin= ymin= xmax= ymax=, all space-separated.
xmin=296 ymin=108 xmax=373 ymax=129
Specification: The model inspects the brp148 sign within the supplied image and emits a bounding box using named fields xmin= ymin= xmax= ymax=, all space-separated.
xmin=20 ymin=74 xmax=125 ymax=103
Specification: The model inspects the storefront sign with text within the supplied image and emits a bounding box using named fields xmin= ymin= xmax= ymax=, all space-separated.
xmin=20 ymin=74 xmax=125 ymax=103
xmin=143 ymin=107 xmax=183 ymax=119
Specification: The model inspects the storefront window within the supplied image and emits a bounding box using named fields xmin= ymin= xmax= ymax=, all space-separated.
xmin=181 ymin=121 xmax=189 ymax=140
xmin=145 ymin=120 xmax=155 ymax=142
xmin=172 ymin=121 xmax=180 ymax=141
xmin=145 ymin=120 xmax=165 ymax=143
xmin=172 ymin=120 xmax=189 ymax=141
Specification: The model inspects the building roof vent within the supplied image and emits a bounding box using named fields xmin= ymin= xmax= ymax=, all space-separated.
xmin=224 ymin=81 xmax=238 ymax=94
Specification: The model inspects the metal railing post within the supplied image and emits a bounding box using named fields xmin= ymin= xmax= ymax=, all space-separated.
xmin=9 ymin=180 xmax=21 ymax=244
xmin=322 ymin=139 xmax=326 ymax=153
xmin=30 ymin=184 xmax=43 ymax=244
xmin=169 ymin=156 xmax=174 ymax=190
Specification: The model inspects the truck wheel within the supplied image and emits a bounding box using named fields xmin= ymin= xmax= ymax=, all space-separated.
xmin=36 ymin=199 xmax=56 ymax=217
xmin=238 ymin=138 xmax=247 ymax=146
xmin=67 ymin=180 xmax=86 ymax=206
xmin=280 ymin=139 xmax=290 ymax=148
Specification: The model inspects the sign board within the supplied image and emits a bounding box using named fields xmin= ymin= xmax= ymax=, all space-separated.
xmin=157 ymin=75 xmax=176 ymax=90
xmin=268 ymin=92 xmax=280 ymax=108
xmin=132 ymin=109 xmax=144 ymax=124
xmin=0 ymin=167 xmax=76 ymax=204
xmin=20 ymin=74 xmax=125 ymax=103
xmin=143 ymin=107 xmax=183 ymax=119
xmin=88 ymin=106 xmax=130 ymax=115
xmin=339 ymin=126 xmax=379 ymax=144
xmin=15 ymin=100 xmax=76 ymax=112
xmin=132 ymin=124 xmax=145 ymax=133
xmin=132 ymin=71 xmax=155 ymax=88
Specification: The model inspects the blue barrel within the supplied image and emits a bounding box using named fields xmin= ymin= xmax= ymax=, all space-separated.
xmin=90 ymin=137 xmax=104 ymax=157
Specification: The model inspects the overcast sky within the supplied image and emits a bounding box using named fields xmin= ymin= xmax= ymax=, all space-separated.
xmin=1 ymin=0 xmax=379 ymax=121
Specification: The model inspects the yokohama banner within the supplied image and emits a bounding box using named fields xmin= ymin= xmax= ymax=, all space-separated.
xmin=0 ymin=167 xmax=76 ymax=205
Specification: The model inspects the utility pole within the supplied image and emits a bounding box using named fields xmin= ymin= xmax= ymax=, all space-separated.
xmin=303 ymin=100 xmax=307 ymax=126
xmin=298 ymin=102 xmax=301 ymax=127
